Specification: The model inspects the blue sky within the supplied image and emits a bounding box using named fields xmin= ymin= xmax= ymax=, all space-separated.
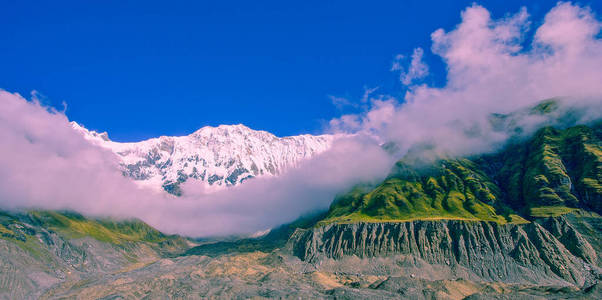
xmin=2 ymin=0 xmax=598 ymax=141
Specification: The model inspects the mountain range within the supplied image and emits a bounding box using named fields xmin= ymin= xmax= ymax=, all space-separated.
xmin=1 ymin=102 xmax=601 ymax=299
xmin=72 ymin=122 xmax=334 ymax=195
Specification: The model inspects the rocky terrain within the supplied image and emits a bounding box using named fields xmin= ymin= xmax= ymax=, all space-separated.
xmin=289 ymin=214 xmax=601 ymax=288
xmin=1 ymin=209 xmax=599 ymax=299
xmin=0 ymin=210 xmax=189 ymax=299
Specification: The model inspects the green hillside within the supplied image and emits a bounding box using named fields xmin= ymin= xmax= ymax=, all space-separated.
xmin=1 ymin=210 xmax=178 ymax=245
xmin=320 ymin=123 xmax=602 ymax=226
xmin=28 ymin=211 xmax=171 ymax=244
xmin=321 ymin=158 xmax=522 ymax=225
xmin=493 ymin=124 xmax=601 ymax=214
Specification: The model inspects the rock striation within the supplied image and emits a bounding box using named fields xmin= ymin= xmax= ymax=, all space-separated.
xmin=288 ymin=216 xmax=601 ymax=287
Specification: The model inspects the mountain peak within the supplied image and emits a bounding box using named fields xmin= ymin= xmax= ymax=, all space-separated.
xmin=194 ymin=123 xmax=252 ymax=133
xmin=70 ymin=121 xmax=111 ymax=141
xmin=72 ymin=122 xmax=335 ymax=194
xmin=191 ymin=123 xmax=272 ymax=139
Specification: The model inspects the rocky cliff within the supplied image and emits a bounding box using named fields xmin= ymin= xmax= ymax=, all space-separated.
xmin=290 ymin=122 xmax=602 ymax=293
xmin=288 ymin=213 xmax=601 ymax=287
xmin=3 ymin=209 xmax=600 ymax=299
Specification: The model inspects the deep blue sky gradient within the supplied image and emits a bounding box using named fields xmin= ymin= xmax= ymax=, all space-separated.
xmin=2 ymin=0 xmax=598 ymax=141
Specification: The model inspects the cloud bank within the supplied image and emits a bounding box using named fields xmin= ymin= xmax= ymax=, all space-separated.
xmin=1 ymin=2 xmax=601 ymax=236
xmin=0 ymin=91 xmax=391 ymax=236
xmin=331 ymin=2 xmax=602 ymax=157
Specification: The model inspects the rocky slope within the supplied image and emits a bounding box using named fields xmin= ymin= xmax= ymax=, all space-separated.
xmin=0 ymin=210 xmax=189 ymax=299
xmin=288 ymin=214 xmax=600 ymax=287
xmin=2 ymin=210 xmax=595 ymax=299
xmin=72 ymin=122 xmax=334 ymax=195
xmin=1 ymin=209 xmax=601 ymax=298
xmin=276 ymin=122 xmax=602 ymax=297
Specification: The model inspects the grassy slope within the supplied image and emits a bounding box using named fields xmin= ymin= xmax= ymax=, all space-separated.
xmin=320 ymin=159 xmax=524 ymax=225
xmin=320 ymin=123 xmax=601 ymax=226
xmin=494 ymin=123 xmax=602 ymax=216
xmin=1 ymin=210 xmax=177 ymax=246
xmin=0 ymin=210 xmax=191 ymax=264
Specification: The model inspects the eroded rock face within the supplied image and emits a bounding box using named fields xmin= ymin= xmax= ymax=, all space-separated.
xmin=0 ymin=211 xmax=190 ymax=299
xmin=288 ymin=217 xmax=601 ymax=287
xmin=1 ymin=211 xmax=600 ymax=299
xmin=537 ymin=216 xmax=597 ymax=265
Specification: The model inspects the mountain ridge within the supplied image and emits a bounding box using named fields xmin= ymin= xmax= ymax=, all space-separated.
xmin=71 ymin=122 xmax=336 ymax=195
xmin=0 ymin=121 xmax=601 ymax=298
xmin=318 ymin=123 xmax=601 ymax=226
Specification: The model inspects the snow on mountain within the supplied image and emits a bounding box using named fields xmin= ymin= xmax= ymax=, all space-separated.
xmin=71 ymin=122 xmax=335 ymax=195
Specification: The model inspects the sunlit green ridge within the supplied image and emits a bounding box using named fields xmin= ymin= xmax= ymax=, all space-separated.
xmin=320 ymin=122 xmax=602 ymax=226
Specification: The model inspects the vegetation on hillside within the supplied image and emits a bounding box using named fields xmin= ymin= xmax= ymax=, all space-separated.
xmin=492 ymin=123 xmax=601 ymax=216
xmin=320 ymin=158 xmax=525 ymax=225
xmin=1 ymin=210 xmax=178 ymax=245
xmin=320 ymin=121 xmax=601 ymax=226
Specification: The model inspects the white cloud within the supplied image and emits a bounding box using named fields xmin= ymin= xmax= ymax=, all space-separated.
xmin=329 ymin=95 xmax=355 ymax=110
xmin=329 ymin=86 xmax=380 ymax=112
xmin=361 ymin=86 xmax=380 ymax=103
xmin=392 ymin=48 xmax=429 ymax=85
xmin=0 ymin=90 xmax=392 ymax=236
xmin=404 ymin=48 xmax=429 ymax=85
xmin=334 ymin=2 xmax=602 ymax=157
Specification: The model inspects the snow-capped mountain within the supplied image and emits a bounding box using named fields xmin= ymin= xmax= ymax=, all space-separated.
xmin=72 ymin=122 xmax=334 ymax=195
